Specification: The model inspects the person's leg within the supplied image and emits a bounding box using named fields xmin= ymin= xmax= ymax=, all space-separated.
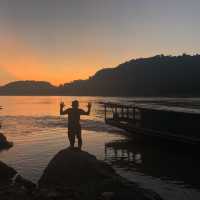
xmin=77 ymin=131 xmax=82 ymax=150
xmin=68 ymin=131 xmax=75 ymax=148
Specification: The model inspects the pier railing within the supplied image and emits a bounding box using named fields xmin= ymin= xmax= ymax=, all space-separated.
xmin=102 ymin=102 xmax=200 ymax=144
xmin=103 ymin=102 xmax=141 ymax=123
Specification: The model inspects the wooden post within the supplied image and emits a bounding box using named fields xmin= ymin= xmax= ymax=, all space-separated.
xmin=115 ymin=106 xmax=117 ymax=115
xmin=133 ymin=106 xmax=135 ymax=122
xmin=114 ymin=106 xmax=117 ymax=120
xmin=121 ymin=107 xmax=124 ymax=119
xmin=127 ymin=108 xmax=129 ymax=120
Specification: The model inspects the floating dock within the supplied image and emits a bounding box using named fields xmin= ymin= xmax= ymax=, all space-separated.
xmin=103 ymin=102 xmax=200 ymax=144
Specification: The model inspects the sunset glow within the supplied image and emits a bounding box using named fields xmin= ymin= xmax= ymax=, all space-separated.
xmin=0 ymin=0 xmax=200 ymax=85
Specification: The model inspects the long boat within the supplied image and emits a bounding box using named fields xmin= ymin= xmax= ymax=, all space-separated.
xmin=103 ymin=102 xmax=200 ymax=144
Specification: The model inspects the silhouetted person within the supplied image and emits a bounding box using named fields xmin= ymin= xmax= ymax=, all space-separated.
xmin=60 ymin=100 xmax=92 ymax=150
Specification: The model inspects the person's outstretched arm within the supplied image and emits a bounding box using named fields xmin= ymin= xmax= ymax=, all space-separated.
xmin=60 ymin=102 xmax=69 ymax=115
xmin=80 ymin=102 xmax=92 ymax=115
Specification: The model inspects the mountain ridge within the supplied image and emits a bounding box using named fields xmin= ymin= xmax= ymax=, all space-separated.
xmin=1 ymin=54 xmax=200 ymax=96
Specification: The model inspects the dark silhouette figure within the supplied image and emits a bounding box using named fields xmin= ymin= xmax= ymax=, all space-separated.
xmin=60 ymin=100 xmax=92 ymax=149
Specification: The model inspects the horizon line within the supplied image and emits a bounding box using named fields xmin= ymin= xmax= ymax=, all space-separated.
xmin=1 ymin=53 xmax=199 ymax=87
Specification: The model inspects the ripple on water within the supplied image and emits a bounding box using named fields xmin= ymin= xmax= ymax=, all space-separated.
xmin=1 ymin=96 xmax=200 ymax=200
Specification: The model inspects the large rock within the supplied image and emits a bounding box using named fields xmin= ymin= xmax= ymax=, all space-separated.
xmin=0 ymin=132 xmax=13 ymax=150
xmin=0 ymin=149 xmax=162 ymax=200
xmin=39 ymin=147 xmax=116 ymax=187
xmin=39 ymin=148 xmax=162 ymax=200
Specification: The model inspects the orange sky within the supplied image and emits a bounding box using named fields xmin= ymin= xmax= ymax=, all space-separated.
xmin=1 ymin=0 xmax=200 ymax=86
xmin=0 ymin=31 xmax=101 ymax=85
xmin=0 ymin=39 xmax=101 ymax=85
xmin=0 ymin=28 xmax=140 ymax=86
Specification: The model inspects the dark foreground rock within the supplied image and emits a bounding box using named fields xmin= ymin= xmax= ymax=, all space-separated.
xmin=0 ymin=148 xmax=162 ymax=200
xmin=39 ymin=147 xmax=162 ymax=200
xmin=0 ymin=161 xmax=17 ymax=184
xmin=0 ymin=133 xmax=13 ymax=150
xmin=39 ymin=147 xmax=116 ymax=187
xmin=0 ymin=161 xmax=36 ymax=200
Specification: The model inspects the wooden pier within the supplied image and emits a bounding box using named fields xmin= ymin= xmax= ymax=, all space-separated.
xmin=103 ymin=102 xmax=200 ymax=144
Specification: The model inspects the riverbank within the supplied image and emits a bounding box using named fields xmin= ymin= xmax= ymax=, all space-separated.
xmin=0 ymin=147 xmax=162 ymax=200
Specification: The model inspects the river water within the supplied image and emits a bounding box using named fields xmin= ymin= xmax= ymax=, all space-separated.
xmin=0 ymin=96 xmax=200 ymax=200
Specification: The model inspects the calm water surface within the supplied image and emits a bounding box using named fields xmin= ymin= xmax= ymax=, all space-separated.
xmin=0 ymin=96 xmax=200 ymax=200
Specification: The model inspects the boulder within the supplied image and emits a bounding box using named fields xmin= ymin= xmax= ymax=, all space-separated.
xmin=39 ymin=148 xmax=162 ymax=200
xmin=39 ymin=147 xmax=116 ymax=188
xmin=0 ymin=148 xmax=162 ymax=200
xmin=0 ymin=132 xmax=13 ymax=150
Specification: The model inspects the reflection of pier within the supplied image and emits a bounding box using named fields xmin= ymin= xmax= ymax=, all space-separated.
xmin=104 ymin=102 xmax=200 ymax=144
xmin=105 ymin=141 xmax=142 ymax=167
xmin=104 ymin=140 xmax=200 ymax=188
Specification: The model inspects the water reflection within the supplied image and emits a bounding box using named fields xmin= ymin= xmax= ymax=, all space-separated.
xmin=105 ymin=139 xmax=200 ymax=189
xmin=1 ymin=96 xmax=200 ymax=200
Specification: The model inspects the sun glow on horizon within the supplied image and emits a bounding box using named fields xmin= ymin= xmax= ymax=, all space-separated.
xmin=1 ymin=0 xmax=200 ymax=85
xmin=0 ymin=29 xmax=140 ymax=86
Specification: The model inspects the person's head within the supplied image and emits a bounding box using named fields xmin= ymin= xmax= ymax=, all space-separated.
xmin=72 ymin=100 xmax=79 ymax=109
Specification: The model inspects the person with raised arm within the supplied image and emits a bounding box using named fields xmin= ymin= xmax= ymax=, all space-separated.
xmin=60 ymin=100 xmax=92 ymax=150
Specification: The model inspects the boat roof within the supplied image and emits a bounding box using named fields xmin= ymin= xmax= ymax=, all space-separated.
xmin=102 ymin=102 xmax=200 ymax=115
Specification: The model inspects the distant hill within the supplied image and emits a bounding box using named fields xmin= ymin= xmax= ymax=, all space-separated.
xmin=1 ymin=54 xmax=200 ymax=96
xmin=0 ymin=81 xmax=56 ymax=95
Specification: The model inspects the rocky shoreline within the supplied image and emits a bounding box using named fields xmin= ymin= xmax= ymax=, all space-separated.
xmin=0 ymin=147 xmax=162 ymax=200
xmin=0 ymin=133 xmax=13 ymax=151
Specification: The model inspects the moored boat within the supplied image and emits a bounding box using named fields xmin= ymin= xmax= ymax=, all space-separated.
xmin=103 ymin=102 xmax=200 ymax=144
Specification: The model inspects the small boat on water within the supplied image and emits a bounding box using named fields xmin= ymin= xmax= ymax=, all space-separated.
xmin=103 ymin=102 xmax=200 ymax=144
